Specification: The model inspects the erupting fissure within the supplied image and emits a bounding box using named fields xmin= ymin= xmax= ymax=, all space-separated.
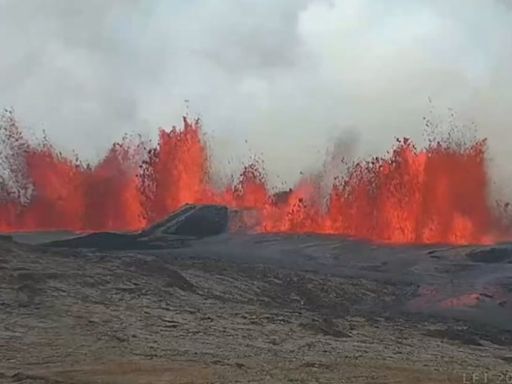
xmin=0 ymin=112 xmax=509 ymax=245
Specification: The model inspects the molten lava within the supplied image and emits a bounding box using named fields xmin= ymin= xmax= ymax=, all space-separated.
xmin=0 ymin=112 xmax=509 ymax=245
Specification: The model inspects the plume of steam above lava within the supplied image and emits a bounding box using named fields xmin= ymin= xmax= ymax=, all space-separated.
xmin=0 ymin=109 xmax=510 ymax=245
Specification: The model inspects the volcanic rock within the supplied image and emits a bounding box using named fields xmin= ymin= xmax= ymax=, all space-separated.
xmin=140 ymin=204 xmax=229 ymax=238
xmin=46 ymin=204 xmax=229 ymax=250
xmin=466 ymin=247 xmax=512 ymax=263
xmin=2 ymin=224 xmax=512 ymax=382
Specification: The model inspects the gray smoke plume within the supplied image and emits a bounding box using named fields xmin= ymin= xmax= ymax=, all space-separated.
xmin=1 ymin=0 xmax=512 ymax=190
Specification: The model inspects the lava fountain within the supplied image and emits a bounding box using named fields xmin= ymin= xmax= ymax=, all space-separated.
xmin=0 ymin=111 xmax=509 ymax=245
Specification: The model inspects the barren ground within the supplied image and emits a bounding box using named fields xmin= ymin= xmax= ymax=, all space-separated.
xmin=2 ymin=228 xmax=512 ymax=383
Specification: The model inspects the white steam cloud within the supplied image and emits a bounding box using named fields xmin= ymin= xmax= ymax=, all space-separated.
xmin=1 ymin=0 xmax=512 ymax=188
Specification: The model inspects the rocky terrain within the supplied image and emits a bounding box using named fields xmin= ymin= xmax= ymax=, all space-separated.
xmin=1 ymin=205 xmax=512 ymax=383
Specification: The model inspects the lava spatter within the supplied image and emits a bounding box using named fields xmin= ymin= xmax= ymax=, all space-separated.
xmin=0 ymin=113 xmax=508 ymax=245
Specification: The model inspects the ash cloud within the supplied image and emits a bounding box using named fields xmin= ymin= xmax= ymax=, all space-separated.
xmin=0 ymin=0 xmax=512 ymax=189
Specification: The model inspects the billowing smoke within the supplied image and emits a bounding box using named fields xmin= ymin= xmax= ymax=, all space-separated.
xmin=1 ymin=0 xmax=512 ymax=189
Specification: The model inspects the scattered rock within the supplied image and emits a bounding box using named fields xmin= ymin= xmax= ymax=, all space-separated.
xmin=0 ymin=234 xmax=13 ymax=242
xmin=467 ymin=248 xmax=512 ymax=263
xmin=124 ymin=258 xmax=196 ymax=292
xmin=424 ymin=328 xmax=483 ymax=346
xmin=301 ymin=318 xmax=351 ymax=338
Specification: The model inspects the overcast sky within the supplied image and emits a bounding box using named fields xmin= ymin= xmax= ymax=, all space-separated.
xmin=1 ymin=0 xmax=512 ymax=186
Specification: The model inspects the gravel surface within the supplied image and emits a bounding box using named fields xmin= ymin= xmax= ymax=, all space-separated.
xmin=1 ymin=231 xmax=512 ymax=383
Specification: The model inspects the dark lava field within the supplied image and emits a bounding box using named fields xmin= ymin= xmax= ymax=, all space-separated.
xmin=2 ymin=205 xmax=512 ymax=383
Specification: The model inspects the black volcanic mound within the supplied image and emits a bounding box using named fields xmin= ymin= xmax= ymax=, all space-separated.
xmin=46 ymin=204 xmax=229 ymax=250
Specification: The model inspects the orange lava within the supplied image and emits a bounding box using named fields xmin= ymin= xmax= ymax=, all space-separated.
xmin=0 ymin=113 xmax=509 ymax=244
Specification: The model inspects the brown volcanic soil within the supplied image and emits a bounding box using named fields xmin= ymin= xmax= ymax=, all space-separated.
xmin=2 ymin=221 xmax=512 ymax=382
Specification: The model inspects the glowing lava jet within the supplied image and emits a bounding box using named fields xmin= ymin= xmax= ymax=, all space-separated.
xmin=0 ymin=112 xmax=509 ymax=245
